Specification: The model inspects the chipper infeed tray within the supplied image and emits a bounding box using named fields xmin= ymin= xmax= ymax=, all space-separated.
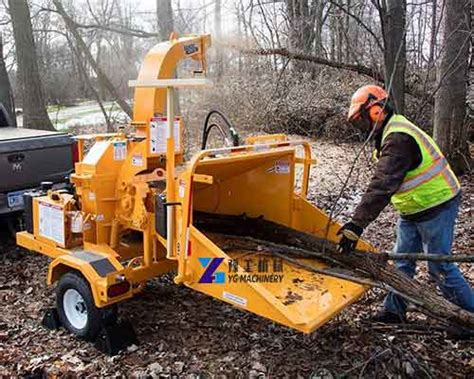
xmin=178 ymin=144 xmax=376 ymax=333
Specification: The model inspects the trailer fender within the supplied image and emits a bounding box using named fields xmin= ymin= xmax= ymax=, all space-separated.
xmin=47 ymin=252 xmax=118 ymax=307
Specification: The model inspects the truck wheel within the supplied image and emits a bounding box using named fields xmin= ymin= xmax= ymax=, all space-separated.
xmin=56 ymin=272 xmax=117 ymax=341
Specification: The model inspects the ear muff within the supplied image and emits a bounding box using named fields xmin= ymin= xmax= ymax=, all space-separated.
xmin=368 ymin=104 xmax=383 ymax=122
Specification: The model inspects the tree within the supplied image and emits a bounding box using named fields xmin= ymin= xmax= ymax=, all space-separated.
xmin=378 ymin=0 xmax=406 ymax=114
xmin=285 ymin=0 xmax=317 ymax=72
xmin=428 ymin=0 xmax=437 ymax=65
xmin=157 ymin=0 xmax=174 ymax=41
xmin=0 ymin=35 xmax=15 ymax=126
xmin=214 ymin=0 xmax=224 ymax=78
xmin=8 ymin=0 xmax=53 ymax=130
xmin=285 ymin=0 xmax=314 ymax=53
xmin=433 ymin=0 xmax=471 ymax=173
xmin=156 ymin=0 xmax=180 ymax=114
xmin=52 ymin=0 xmax=132 ymax=119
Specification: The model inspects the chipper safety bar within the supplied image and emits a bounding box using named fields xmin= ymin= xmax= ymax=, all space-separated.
xmin=16 ymin=33 xmax=376 ymax=349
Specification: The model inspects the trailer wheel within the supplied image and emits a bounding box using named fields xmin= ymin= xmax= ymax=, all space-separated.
xmin=56 ymin=272 xmax=117 ymax=341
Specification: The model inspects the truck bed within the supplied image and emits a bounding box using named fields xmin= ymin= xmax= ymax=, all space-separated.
xmin=0 ymin=127 xmax=62 ymax=141
xmin=0 ymin=127 xmax=73 ymax=214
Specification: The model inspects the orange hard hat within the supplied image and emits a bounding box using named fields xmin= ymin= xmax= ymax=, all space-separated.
xmin=347 ymin=85 xmax=388 ymax=122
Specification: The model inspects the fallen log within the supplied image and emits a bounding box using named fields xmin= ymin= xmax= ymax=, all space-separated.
xmin=195 ymin=212 xmax=474 ymax=330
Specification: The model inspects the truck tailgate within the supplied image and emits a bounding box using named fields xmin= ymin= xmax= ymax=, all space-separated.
xmin=0 ymin=128 xmax=73 ymax=193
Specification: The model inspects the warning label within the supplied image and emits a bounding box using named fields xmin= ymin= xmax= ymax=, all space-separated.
xmin=132 ymin=154 xmax=143 ymax=167
xmin=38 ymin=202 xmax=65 ymax=245
xmin=266 ymin=160 xmax=290 ymax=174
xmin=113 ymin=141 xmax=127 ymax=160
xmin=150 ymin=117 xmax=181 ymax=155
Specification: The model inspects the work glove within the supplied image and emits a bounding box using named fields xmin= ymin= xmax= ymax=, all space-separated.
xmin=337 ymin=222 xmax=363 ymax=253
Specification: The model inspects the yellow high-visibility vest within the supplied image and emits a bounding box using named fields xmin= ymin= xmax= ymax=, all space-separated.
xmin=381 ymin=114 xmax=460 ymax=215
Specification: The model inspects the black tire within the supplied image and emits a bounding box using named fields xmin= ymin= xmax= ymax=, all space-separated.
xmin=56 ymin=271 xmax=117 ymax=341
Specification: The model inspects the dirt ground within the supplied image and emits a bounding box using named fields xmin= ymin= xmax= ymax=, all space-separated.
xmin=0 ymin=139 xmax=473 ymax=378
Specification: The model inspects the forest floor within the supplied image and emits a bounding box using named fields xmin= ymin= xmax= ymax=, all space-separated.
xmin=0 ymin=138 xmax=472 ymax=378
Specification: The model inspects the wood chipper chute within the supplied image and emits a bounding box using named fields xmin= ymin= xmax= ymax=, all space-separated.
xmin=16 ymin=33 xmax=376 ymax=351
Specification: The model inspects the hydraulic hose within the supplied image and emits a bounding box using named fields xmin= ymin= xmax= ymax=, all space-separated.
xmin=201 ymin=109 xmax=240 ymax=150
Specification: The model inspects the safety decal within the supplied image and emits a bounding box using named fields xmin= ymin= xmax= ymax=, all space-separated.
xmin=113 ymin=141 xmax=127 ymax=160
xmin=184 ymin=43 xmax=198 ymax=55
xmin=132 ymin=154 xmax=143 ymax=167
xmin=223 ymin=291 xmax=248 ymax=307
xmin=267 ymin=160 xmax=290 ymax=174
xmin=178 ymin=179 xmax=186 ymax=198
xmin=38 ymin=202 xmax=65 ymax=245
xmin=150 ymin=118 xmax=181 ymax=155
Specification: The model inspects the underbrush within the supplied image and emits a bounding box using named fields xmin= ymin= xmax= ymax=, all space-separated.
xmin=184 ymin=62 xmax=434 ymax=144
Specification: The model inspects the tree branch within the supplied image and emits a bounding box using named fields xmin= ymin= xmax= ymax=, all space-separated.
xmin=239 ymin=46 xmax=433 ymax=102
xmin=327 ymin=0 xmax=384 ymax=52
xmin=196 ymin=212 xmax=474 ymax=331
xmin=242 ymin=46 xmax=385 ymax=80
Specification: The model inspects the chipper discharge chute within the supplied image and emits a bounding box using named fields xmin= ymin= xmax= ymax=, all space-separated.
xmin=16 ymin=33 xmax=376 ymax=348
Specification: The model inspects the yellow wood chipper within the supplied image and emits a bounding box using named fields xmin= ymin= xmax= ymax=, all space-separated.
xmin=16 ymin=34 xmax=375 ymax=352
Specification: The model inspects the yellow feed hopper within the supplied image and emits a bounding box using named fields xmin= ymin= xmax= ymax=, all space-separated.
xmin=180 ymin=143 xmax=375 ymax=333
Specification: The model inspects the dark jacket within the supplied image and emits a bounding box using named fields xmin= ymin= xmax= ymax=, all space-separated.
xmin=351 ymin=118 xmax=457 ymax=228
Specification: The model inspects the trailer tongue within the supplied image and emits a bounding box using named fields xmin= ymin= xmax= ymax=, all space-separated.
xmin=16 ymin=33 xmax=376 ymax=351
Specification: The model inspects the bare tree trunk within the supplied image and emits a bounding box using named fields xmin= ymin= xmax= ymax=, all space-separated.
xmin=428 ymin=0 xmax=437 ymax=65
xmin=329 ymin=5 xmax=336 ymax=60
xmin=8 ymin=0 xmax=53 ymax=130
xmin=66 ymin=37 xmax=113 ymax=132
xmin=236 ymin=2 xmax=243 ymax=73
xmin=313 ymin=1 xmax=325 ymax=56
xmin=155 ymin=0 xmax=180 ymax=115
xmin=214 ymin=0 xmax=224 ymax=79
xmin=344 ymin=0 xmax=351 ymax=62
xmin=157 ymin=0 xmax=174 ymax=41
xmin=336 ymin=0 xmax=344 ymax=62
xmin=0 ymin=35 xmax=16 ymax=126
xmin=379 ymin=0 xmax=406 ymax=113
xmin=285 ymin=0 xmax=315 ymax=71
xmin=52 ymin=0 xmax=132 ymax=119
xmin=433 ymin=0 xmax=472 ymax=173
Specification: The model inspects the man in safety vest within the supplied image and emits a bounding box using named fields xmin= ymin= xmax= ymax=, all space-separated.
xmin=338 ymin=84 xmax=474 ymax=323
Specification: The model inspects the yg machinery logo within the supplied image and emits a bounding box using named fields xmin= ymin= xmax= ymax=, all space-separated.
xmin=198 ymin=257 xmax=225 ymax=284
xmin=198 ymin=257 xmax=285 ymax=285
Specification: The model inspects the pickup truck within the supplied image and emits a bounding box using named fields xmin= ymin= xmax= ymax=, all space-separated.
xmin=0 ymin=105 xmax=75 ymax=216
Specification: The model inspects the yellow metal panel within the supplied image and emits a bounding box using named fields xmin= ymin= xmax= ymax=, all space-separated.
xmin=184 ymin=147 xmax=375 ymax=333
xmin=132 ymin=35 xmax=211 ymax=124
xmin=245 ymin=134 xmax=287 ymax=144
xmin=129 ymin=78 xmax=213 ymax=88
xmin=193 ymin=149 xmax=296 ymax=225
xmin=184 ymin=227 xmax=307 ymax=329
xmin=184 ymin=227 xmax=369 ymax=333
xmin=291 ymin=194 xmax=375 ymax=252
xmin=17 ymin=231 xmax=69 ymax=259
